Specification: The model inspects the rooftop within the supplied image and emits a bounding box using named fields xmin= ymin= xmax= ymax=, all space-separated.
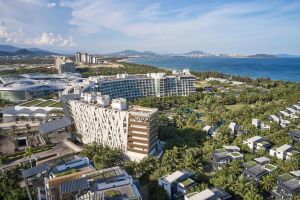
xmin=163 ymin=171 xmax=190 ymax=184
xmin=246 ymin=136 xmax=263 ymax=143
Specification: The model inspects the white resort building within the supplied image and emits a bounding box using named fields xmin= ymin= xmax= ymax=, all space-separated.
xmin=77 ymin=69 xmax=196 ymax=99
xmin=67 ymin=93 xmax=159 ymax=161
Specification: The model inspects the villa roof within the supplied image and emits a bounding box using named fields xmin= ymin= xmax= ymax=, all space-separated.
xmin=163 ymin=171 xmax=189 ymax=183
xmin=223 ymin=145 xmax=240 ymax=151
xmin=277 ymin=144 xmax=292 ymax=152
xmin=246 ymin=136 xmax=262 ymax=143
xmin=254 ymin=156 xmax=270 ymax=164
xmin=290 ymin=170 xmax=300 ymax=177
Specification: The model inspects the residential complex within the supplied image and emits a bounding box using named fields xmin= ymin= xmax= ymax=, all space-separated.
xmin=272 ymin=170 xmax=300 ymax=199
xmin=0 ymin=73 xmax=83 ymax=102
xmin=243 ymin=136 xmax=271 ymax=152
xmin=67 ymin=92 xmax=159 ymax=160
xmin=81 ymin=69 xmax=196 ymax=99
xmin=211 ymin=145 xmax=243 ymax=168
xmin=55 ymin=56 xmax=75 ymax=74
xmin=270 ymin=144 xmax=299 ymax=160
xmin=185 ymin=188 xmax=232 ymax=200
xmin=158 ymin=170 xmax=195 ymax=198
xmin=21 ymin=155 xmax=141 ymax=200
xmin=242 ymin=157 xmax=277 ymax=181
xmin=75 ymin=52 xmax=104 ymax=64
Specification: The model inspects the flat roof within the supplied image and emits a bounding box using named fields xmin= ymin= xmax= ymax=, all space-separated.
xmin=277 ymin=144 xmax=292 ymax=152
xmin=254 ymin=156 xmax=270 ymax=164
xmin=163 ymin=171 xmax=188 ymax=183
xmin=187 ymin=189 xmax=215 ymax=200
xmin=290 ymin=170 xmax=300 ymax=177
xmin=246 ymin=136 xmax=262 ymax=143
xmin=60 ymin=177 xmax=89 ymax=195
xmin=21 ymin=163 xmax=50 ymax=178
xmin=223 ymin=145 xmax=240 ymax=151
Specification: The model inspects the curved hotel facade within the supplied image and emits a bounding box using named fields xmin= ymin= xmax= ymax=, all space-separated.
xmin=82 ymin=69 xmax=196 ymax=99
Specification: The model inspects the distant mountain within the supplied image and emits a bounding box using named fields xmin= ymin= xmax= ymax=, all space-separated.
xmin=105 ymin=50 xmax=158 ymax=57
xmin=0 ymin=45 xmax=21 ymax=53
xmin=184 ymin=50 xmax=206 ymax=55
xmin=246 ymin=54 xmax=276 ymax=58
xmin=276 ymin=54 xmax=300 ymax=58
xmin=14 ymin=49 xmax=34 ymax=56
xmin=0 ymin=44 xmax=60 ymax=56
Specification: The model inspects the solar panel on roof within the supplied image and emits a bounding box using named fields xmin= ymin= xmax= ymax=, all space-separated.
xmin=39 ymin=117 xmax=71 ymax=134
xmin=21 ymin=163 xmax=50 ymax=178
xmin=60 ymin=177 xmax=89 ymax=195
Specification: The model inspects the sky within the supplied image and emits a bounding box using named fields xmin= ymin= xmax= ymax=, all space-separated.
xmin=0 ymin=0 xmax=300 ymax=54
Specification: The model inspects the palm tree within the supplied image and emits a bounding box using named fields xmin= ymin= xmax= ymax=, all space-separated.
xmin=259 ymin=174 xmax=276 ymax=192
xmin=24 ymin=147 xmax=33 ymax=168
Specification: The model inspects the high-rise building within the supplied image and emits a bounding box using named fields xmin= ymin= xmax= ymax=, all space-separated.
xmin=82 ymin=69 xmax=196 ymax=99
xmin=55 ymin=56 xmax=75 ymax=74
xmin=75 ymin=52 xmax=81 ymax=63
xmin=67 ymin=93 xmax=159 ymax=160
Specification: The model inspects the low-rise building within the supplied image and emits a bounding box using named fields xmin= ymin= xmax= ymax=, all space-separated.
xmin=228 ymin=122 xmax=238 ymax=135
xmin=211 ymin=146 xmax=243 ymax=168
xmin=243 ymin=136 xmax=271 ymax=152
xmin=289 ymin=130 xmax=300 ymax=143
xmin=21 ymin=156 xmax=141 ymax=200
xmin=252 ymin=119 xmax=270 ymax=130
xmin=269 ymin=115 xmax=280 ymax=124
xmin=242 ymin=157 xmax=277 ymax=181
xmin=269 ymin=144 xmax=300 ymax=160
xmin=271 ymin=170 xmax=300 ymax=200
xmin=184 ymin=187 xmax=232 ymax=200
xmin=158 ymin=170 xmax=195 ymax=198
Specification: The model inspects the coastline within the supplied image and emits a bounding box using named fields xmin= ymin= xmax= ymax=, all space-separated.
xmin=126 ymin=57 xmax=300 ymax=82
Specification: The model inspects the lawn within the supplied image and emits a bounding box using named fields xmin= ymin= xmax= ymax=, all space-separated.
xmin=20 ymin=99 xmax=43 ymax=107
xmin=180 ymin=178 xmax=195 ymax=187
xmin=245 ymin=161 xmax=257 ymax=167
xmin=35 ymin=100 xmax=56 ymax=107
xmin=225 ymin=103 xmax=248 ymax=111
xmin=50 ymin=102 xmax=63 ymax=108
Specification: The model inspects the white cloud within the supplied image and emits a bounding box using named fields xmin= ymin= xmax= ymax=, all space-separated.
xmin=32 ymin=32 xmax=76 ymax=47
xmin=60 ymin=0 xmax=300 ymax=53
xmin=0 ymin=23 xmax=76 ymax=47
xmin=47 ymin=2 xmax=56 ymax=8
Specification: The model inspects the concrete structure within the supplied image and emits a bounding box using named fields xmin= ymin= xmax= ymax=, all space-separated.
xmin=0 ymin=73 xmax=83 ymax=102
xmin=211 ymin=146 xmax=243 ymax=168
xmin=243 ymin=136 xmax=271 ymax=152
xmin=75 ymin=52 xmax=102 ymax=64
xmin=22 ymin=156 xmax=141 ymax=200
xmin=228 ymin=122 xmax=237 ymax=134
xmin=185 ymin=187 xmax=232 ymax=200
xmin=272 ymin=170 xmax=300 ymax=199
xmin=270 ymin=144 xmax=300 ymax=160
xmin=55 ymin=56 xmax=75 ymax=74
xmin=289 ymin=130 xmax=300 ymax=142
xmin=158 ymin=170 xmax=194 ymax=198
xmin=67 ymin=93 xmax=159 ymax=161
xmin=242 ymin=157 xmax=277 ymax=181
xmin=0 ymin=101 xmax=62 ymax=123
xmin=81 ymin=69 xmax=196 ymax=99
xmin=252 ymin=118 xmax=270 ymax=130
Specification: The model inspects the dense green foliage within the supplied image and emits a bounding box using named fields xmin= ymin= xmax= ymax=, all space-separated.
xmin=80 ymin=142 xmax=123 ymax=169
xmin=0 ymin=166 xmax=28 ymax=200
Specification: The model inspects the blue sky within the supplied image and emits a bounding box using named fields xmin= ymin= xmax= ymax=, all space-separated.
xmin=0 ymin=0 xmax=300 ymax=54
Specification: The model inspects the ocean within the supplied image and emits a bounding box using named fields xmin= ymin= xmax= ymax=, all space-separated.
xmin=127 ymin=57 xmax=300 ymax=82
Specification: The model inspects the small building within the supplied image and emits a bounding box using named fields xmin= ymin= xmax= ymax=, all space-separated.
xmin=158 ymin=170 xmax=195 ymax=198
xmin=184 ymin=187 xmax=232 ymax=200
xmin=228 ymin=122 xmax=238 ymax=135
xmin=279 ymin=111 xmax=290 ymax=118
xmin=242 ymin=157 xmax=277 ymax=181
xmin=211 ymin=146 xmax=243 ymax=168
xmin=269 ymin=115 xmax=280 ymax=124
xmin=289 ymin=130 xmax=300 ymax=143
xmin=286 ymin=107 xmax=297 ymax=114
xmin=252 ymin=119 xmax=270 ymax=130
xmin=243 ymin=136 xmax=271 ymax=152
xmin=280 ymin=119 xmax=291 ymax=128
xmin=271 ymin=170 xmax=300 ymax=200
xmin=203 ymin=125 xmax=212 ymax=133
xmin=270 ymin=144 xmax=300 ymax=160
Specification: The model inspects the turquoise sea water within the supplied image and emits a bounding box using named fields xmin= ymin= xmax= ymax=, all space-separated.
xmin=127 ymin=57 xmax=300 ymax=82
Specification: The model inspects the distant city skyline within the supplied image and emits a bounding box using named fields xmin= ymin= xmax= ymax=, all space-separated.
xmin=0 ymin=0 xmax=300 ymax=54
